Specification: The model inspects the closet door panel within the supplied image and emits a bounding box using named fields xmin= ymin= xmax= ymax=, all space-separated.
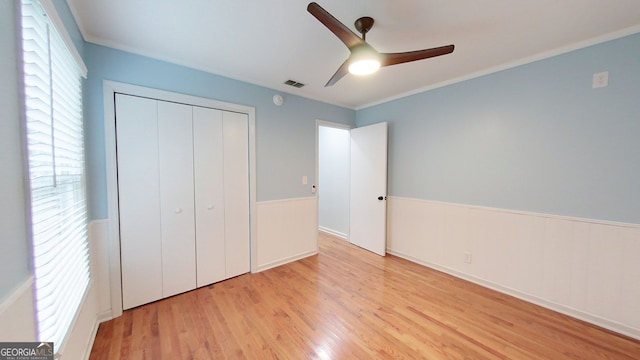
xmin=158 ymin=101 xmax=197 ymax=297
xmin=223 ymin=111 xmax=251 ymax=278
xmin=115 ymin=94 xmax=163 ymax=310
xmin=193 ymin=106 xmax=226 ymax=287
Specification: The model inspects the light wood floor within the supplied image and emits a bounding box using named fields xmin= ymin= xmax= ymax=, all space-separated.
xmin=90 ymin=232 xmax=640 ymax=359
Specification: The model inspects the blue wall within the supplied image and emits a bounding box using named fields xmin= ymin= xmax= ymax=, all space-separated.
xmin=0 ymin=0 xmax=31 ymax=300
xmin=84 ymin=44 xmax=355 ymax=220
xmin=357 ymin=33 xmax=640 ymax=224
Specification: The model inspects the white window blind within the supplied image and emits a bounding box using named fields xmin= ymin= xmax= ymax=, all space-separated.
xmin=21 ymin=0 xmax=89 ymax=352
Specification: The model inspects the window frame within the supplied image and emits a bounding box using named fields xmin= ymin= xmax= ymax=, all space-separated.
xmin=19 ymin=0 xmax=89 ymax=355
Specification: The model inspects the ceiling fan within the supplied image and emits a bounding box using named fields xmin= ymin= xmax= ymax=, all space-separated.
xmin=307 ymin=2 xmax=455 ymax=86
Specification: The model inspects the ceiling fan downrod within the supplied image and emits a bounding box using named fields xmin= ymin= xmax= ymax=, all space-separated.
xmin=354 ymin=16 xmax=374 ymax=40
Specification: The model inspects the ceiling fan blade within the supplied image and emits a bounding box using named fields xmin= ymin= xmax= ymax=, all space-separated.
xmin=325 ymin=58 xmax=350 ymax=87
xmin=380 ymin=44 xmax=454 ymax=67
xmin=307 ymin=2 xmax=364 ymax=50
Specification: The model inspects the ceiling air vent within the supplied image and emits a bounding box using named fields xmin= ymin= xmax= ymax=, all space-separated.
xmin=284 ymin=79 xmax=305 ymax=88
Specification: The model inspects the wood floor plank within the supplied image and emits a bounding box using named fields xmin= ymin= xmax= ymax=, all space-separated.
xmin=90 ymin=232 xmax=640 ymax=359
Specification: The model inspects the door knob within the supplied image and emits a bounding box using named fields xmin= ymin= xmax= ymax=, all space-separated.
xmin=377 ymin=196 xmax=384 ymax=201
xmin=175 ymin=208 xmax=182 ymax=214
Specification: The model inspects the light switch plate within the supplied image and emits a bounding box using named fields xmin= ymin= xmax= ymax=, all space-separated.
xmin=302 ymin=176 xmax=308 ymax=185
xmin=592 ymin=71 xmax=609 ymax=88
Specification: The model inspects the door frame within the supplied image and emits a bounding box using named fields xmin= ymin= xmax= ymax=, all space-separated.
xmin=315 ymin=120 xmax=353 ymax=243
xmin=104 ymin=80 xmax=257 ymax=318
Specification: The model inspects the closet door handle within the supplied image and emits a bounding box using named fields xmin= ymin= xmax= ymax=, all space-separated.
xmin=207 ymin=205 xmax=214 ymax=210
xmin=175 ymin=208 xmax=182 ymax=214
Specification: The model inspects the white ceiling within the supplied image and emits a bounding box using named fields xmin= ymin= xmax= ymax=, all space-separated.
xmin=66 ymin=0 xmax=640 ymax=109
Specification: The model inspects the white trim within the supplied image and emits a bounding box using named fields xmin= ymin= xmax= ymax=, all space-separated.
xmin=80 ymin=310 xmax=104 ymax=360
xmin=254 ymin=250 xmax=318 ymax=273
xmin=96 ymin=310 xmax=112 ymax=323
xmin=357 ymin=25 xmax=640 ymax=110
xmin=80 ymin=33 xmax=355 ymax=109
xmin=103 ymin=80 xmax=257 ymax=318
xmin=387 ymin=248 xmax=640 ymax=340
xmin=257 ymin=196 xmax=317 ymax=205
xmin=78 ymin=309 xmax=112 ymax=360
xmin=64 ymin=0 xmax=640 ymax=112
xmin=319 ymin=227 xmax=347 ymax=240
xmin=39 ymin=0 xmax=87 ymax=77
xmin=0 ymin=276 xmax=34 ymax=315
xmin=390 ymin=196 xmax=640 ymax=229
xmin=54 ymin=279 xmax=92 ymax=357
xmin=76 ymin=14 xmax=639 ymax=111
xmin=316 ymin=119 xmax=353 ymax=131
xmin=63 ymin=0 xmax=87 ymax=42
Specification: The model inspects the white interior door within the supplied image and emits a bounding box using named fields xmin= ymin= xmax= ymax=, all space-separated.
xmin=349 ymin=122 xmax=388 ymax=256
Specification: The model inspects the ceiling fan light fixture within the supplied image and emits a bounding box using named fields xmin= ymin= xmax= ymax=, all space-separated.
xmin=349 ymin=59 xmax=380 ymax=75
xmin=348 ymin=45 xmax=381 ymax=76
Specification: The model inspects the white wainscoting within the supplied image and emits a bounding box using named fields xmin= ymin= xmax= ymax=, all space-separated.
xmin=0 ymin=220 xmax=112 ymax=358
xmin=59 ymin=281 xmax=99 ymax=360
xmin=0 ymin=219 xmax=113 ymax=359
xmin=387 ymin=196 xmax=640 ymax=340
xmin=90 ymin=220 xmax=112 ymax=320
xmin=256 ymin=197 xmax=318 ymax=272
xmin=0 ymin=276 xmax=36 ymax=341
xmin=58 ymin=219 xmax=113 ymax=359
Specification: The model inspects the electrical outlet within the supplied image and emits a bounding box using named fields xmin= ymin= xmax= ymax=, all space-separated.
xmin=464 ymin=252 xmax=472 ymax=264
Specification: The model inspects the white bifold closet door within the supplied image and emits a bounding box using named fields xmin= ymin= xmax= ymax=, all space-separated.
xmin=157 ymin=101 xmax=197 ymax=298
xmin=193 ymin=107 xmax=226 ymax=287
xmin=116 ymin=93 xmax=250 ymax=310
xmin=116 ymin=94 xmax=164 ymax=309
xmin=193 ymin=108 xmax=250 ymax=286
xmin=221 ymin=111 xmax=250 ymax=279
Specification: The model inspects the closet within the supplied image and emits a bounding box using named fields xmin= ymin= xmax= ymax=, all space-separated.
xmin=115 ymin=93 xmax=250 ymax=310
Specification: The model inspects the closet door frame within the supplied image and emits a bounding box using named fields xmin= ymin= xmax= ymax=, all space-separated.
xmin=104 ymin=80 xmax=257 ymax=318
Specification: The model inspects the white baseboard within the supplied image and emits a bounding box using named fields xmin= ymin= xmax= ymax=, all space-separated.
xmin=81 ymin=316 xmax=100 ymax=360
xmin=319 ymin=226 xmax=347 ymax=240
xmin=254 ymin=250 xmax=318 ymax=273
xmin=78 ymin=309 xmax=112 ymax=360
xmin=96 ymin=310 xmax=113 ymax=323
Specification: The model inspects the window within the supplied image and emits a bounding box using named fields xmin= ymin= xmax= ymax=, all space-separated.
xmin=20 ymin=0 xmax=89 ymax=352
